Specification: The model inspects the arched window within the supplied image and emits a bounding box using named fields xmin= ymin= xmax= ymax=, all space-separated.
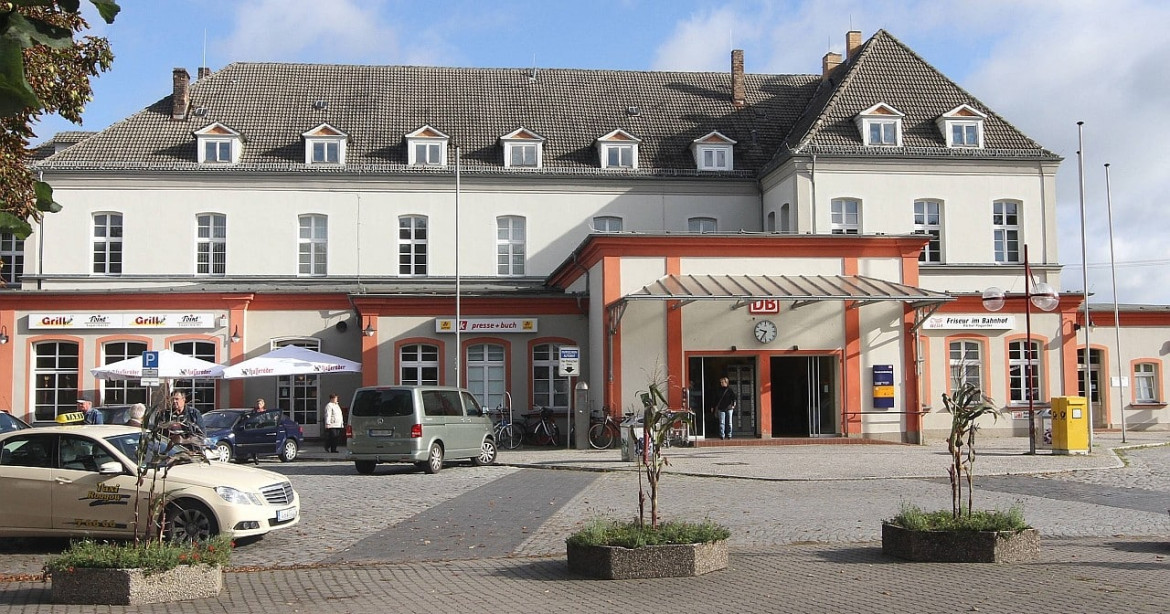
xmin=532 ymin=343 xmax=569 ymax=409
xmin=102 ymin=341 xmax=148 ymax=405
xmin=171 ymin=340 xmax=217 ymax=414
xmin=399 ymin=215 xmax=428 ymax=276
xmin=33 ymin=341 xmax=79 ymax=422
xmin=467 ymin=343 xmax=506 ymax=409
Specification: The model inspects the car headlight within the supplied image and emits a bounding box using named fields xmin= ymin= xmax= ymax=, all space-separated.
xmin=214 ymin=486 xmax=264 ymax=505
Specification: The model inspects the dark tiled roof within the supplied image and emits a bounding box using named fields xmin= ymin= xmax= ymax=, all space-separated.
xmin=34 ymin=30 xmax=1058 ymax=176
xmin=29 ymin=131 xmax=97 ymax=160
xmin=779 ymin=30 xmax=1059 ymax=162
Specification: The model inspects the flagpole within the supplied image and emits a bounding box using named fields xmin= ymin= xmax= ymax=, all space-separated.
xmin=1076 ymin=121 xmax=1093 ymax=452
xmin=1104 ymin=163 xmax=1127 ymax=443
xmin=455 ymin=146 xmax=462 ymax=387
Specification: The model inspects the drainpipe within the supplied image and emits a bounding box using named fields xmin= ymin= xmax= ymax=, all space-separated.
xmin=810 ymin=154 xmax=818 ymax=234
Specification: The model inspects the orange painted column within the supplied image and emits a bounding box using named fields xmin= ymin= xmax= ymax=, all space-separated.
xmin=361 ymin=313 xmax=380 ymax=387
xmin=0 ymin=310 xmax=13 ymax=417
xmin=665 ymin=257 xmax=682 ymax=409
xmin=757 ymin=350 xmax=772 ymax=436
xmin=900 ymin=253 xmax=922 ymax=439
xmin=842 ymin=258 xmax=861 ymax=436
xmin=602 ymin=256 xmax=622 ymax=413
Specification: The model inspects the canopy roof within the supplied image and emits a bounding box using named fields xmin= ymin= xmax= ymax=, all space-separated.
xmin=623 ymin=274 xmax=953 ymax=308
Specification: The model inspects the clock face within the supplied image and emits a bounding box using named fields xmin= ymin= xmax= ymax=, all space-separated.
xmin=754 ymin=319 xmax=777 ymax=344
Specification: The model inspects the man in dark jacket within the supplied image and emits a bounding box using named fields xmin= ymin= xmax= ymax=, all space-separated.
xmin=713 ymin=377 xmax=736 ymax=440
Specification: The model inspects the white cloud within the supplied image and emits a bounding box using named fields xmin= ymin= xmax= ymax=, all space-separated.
xmin=219 ymin=0 xmax=400 ymax=63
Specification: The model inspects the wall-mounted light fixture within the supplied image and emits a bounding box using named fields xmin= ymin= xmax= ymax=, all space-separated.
xmin=0 ymin=325 xmax=8 ymax=345
xmin=363 ymin=317 xmax=376 ymax=337
xmin=230 ymin=326 xmax=241 ymax=343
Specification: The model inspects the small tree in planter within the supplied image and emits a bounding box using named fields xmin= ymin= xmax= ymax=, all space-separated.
xmin=883 ymin=383 xmax=1039 ymax=563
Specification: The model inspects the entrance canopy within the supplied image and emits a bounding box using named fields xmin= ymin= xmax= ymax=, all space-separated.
xmin=623 ymin=274 xmax=953 ymax=309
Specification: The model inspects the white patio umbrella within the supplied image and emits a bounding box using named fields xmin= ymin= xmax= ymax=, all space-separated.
xmin=90 ymin=349 xmax=225 ymax=380
xmin=219 ymin=345 xmax=361 ymax=379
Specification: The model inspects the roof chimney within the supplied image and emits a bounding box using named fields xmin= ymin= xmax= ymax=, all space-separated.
xmin=821 ymin=52 xmax=842 ymax=81
xmin=197 ymin=66 xmax=211 ymax=80
xmin=846 ymin=30 xmax=862 ymax=61
xmin=731 ymin=49 xmax=746 ymax=108
xmin=172 ymin=67 xmax=190 ymax=120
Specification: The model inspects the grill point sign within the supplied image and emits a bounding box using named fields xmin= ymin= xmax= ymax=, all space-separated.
xmin=29 ymin=313 xmax=216 ymax=330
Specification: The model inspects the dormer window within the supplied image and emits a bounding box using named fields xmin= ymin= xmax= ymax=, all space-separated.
xmin=500 ymin=128 xmax=544 ymax=168
xmin=193 ymin=123 xmax=242 ymax=164
xmin=937 ymin=104 xmax=986 ymax=148
xmin=596 ymin=129 xmax=641 ymax=169
xmin=302 ymin=123 xmax=347 ymax=165
xmin=405 ymin=125 xmax=449 ymax=166
xmin=855 ymin=103 xmax=904 ymax=147
xmin=692 ymin=131 xmax=736 ymax=171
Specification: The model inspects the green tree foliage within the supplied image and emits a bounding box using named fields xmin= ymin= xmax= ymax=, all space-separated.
xmin=0 ymin=1 xmax=119 ymax=238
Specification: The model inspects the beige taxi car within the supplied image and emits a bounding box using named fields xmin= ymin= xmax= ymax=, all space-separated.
xmin=0 ymin=424 xmax=300 ymax=541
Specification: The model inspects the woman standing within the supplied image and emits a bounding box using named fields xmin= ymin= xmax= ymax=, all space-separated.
xmin=323 ymin=393 xmax=345 ymax=453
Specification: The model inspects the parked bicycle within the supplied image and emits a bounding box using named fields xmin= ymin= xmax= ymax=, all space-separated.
xmin=489 ymin=407 xmax=524 ymax=450
xmin=587 ymin=408 xmax=622 ymax=449
xmin=520 ymin=406 xmax=560 ymax=446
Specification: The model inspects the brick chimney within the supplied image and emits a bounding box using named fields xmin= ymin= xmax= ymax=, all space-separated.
xmin=822 ymin=52 xmax=842 ymax=81
xmin=731 ymin=49 xmax=745 ymax=108
xmin=172 ymin=67 xmax=190 ymax=120
xmin=197 ymin=66 xmax=211 ymax=80
xmin=846 ymin=30 xmax=863 ymax=61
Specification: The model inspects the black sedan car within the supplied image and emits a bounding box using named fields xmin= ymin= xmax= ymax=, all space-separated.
xmin=0 ymin=411 xmax=30 ymax=433
xmin=203 ymin=409 xmax=304 ymax=463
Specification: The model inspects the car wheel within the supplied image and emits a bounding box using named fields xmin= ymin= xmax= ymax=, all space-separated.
xmin=165 ymin=499 xmax=218 ymax=542
xmin=355 ymin=460 xmax=376 ymax=475
xmin=472 ymin=438 xmax=497 ymax=466
xmin=214 ymin=441 xmax=232 ymax=463
xmin=278 ymin=439 xmax=298 ymax=462
xmin=424 ymin=443 xmax=443 ymax=474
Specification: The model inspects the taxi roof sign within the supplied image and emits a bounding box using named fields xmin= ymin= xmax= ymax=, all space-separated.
xmin=56 ymin=411 xmax=87 ymax=424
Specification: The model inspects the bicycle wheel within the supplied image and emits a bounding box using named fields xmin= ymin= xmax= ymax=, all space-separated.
xmin=588 ymin=422 xmax=615 ymax=449
xmin=535 ymin=422 xmax=555 ymax=446
xmin=500 ymin=424 xmax=523 ymax=449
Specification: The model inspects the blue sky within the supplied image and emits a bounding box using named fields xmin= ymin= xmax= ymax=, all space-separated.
xmin=34 ymin=0 xmax=1170 ymax=306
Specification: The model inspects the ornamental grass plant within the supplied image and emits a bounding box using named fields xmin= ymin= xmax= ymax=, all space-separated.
xmin=44 ymin=536 xmax=232 ymax=574
xmin=567 ymin=518 xmax=730 ymax=549
xmin=889 ymin=503 xmax=1029 ymax=533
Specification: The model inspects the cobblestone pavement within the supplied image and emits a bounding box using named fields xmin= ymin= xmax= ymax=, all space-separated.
xmin=2 ymin=434 xmax=1168 ymax=612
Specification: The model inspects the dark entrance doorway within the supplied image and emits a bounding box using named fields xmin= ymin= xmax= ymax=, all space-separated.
xmin=770 ymin=356 xmax=837 ymax=437
xmin=687 ymin=356 xmax=755 ymax=439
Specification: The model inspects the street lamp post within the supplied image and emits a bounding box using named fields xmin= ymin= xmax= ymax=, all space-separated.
xmin=982 ymin=244 xmax=1060 ymax=455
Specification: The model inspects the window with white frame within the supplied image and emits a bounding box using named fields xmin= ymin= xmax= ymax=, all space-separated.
xmin=830 ymin=199 xmax=860 ymax=234
xmin=1008 ymin=339 xmax=1041 ymax=404
xmin=467 ymin=343 xmax=506 ymax=410
xmin=33 ymin=341 xmax=79 ymax=422
xmin=398 ymin=215 xmax=428 ymax=276
xmin=406 ymin=125 xmax=449 ymax=166
xmin=949 ymin=340 xmax=982 ymax=390
xmin=592 ymin=216 xmax=623 ymax=232
xmin=596 ymin=129 xmax=641 ymax=169
xmin=1135 ymin=362 xmax=1160 ymax=403
xmin=194 ymin=123 xmax=242 ymax=164
xmin=101 ymin=341 xmax=148 ymax=405
xmin=692 ymin=131 xmax=736 ymax=171
xmin=92 ymin=212 xmax=123 ymax=275
xmin=688 ymin=217 xmax=717 ymax=233
xmin=202 ymin=140 xmax=233 ymax=163
xmin=532 ymin=343 xmax=569 ymax=409
xmin=298 ymin=214 xmax=328 ymax=276
xmin=993 ymin=200 xmax=1020 ymax=263
xmin=937 ymin=105 xmax=986 ymax=148
xmin=171 ymin=340 xmax=216 ymax=414
xmin=302 ymin=124 xmax=347 ymax=165
xmin=196 ymin=213 xmax=226 ymax=275
xmin=311 ymin=140 xmax=340 ymax=163
xmin=496 ymin=216 xmax=526 ymax=276
xmin=400 ymin=344 xmax=439 ymax=385
xmin=855 ymin=103 xmax=904 ymax=147
xmin=273 ymin=339 xmax=320 ymax=427
xmin=914 ymin=200 xmax=943 ymax=263
xmin=501 ymin=128 xmax=544 ymax=168
xmin=0 ymin=232 xmax=24 ymax=286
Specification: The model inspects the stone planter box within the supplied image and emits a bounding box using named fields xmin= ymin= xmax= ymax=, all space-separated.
xmin=567 ymin=540 xmax=727 ymax=579
xmin=882 ymin=522 xmax=1040 ymax=563
xmin=51 ymin=564 xmax=223 ymax=605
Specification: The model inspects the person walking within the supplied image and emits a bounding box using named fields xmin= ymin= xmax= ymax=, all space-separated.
xmin=168 ymin=390 xmax=204 ymax=433
xmin=323 ymin=393 xmax=344 ymax=453
xmin=713 ymin=377 xmax=737 ymax=440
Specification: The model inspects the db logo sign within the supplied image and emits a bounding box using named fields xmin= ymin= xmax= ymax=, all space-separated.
xmin=748 ymin=300 xmax=780 ymax=314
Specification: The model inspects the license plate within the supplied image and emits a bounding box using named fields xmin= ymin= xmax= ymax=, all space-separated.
xmin=276 ymin=507 xmax=297 ymax=522
xmin=369 ymin=429 xmax=393 ymax=437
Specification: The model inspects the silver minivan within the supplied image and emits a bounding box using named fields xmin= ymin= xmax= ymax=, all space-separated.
xmin=346 ymin=386 xmax=497 ymax=474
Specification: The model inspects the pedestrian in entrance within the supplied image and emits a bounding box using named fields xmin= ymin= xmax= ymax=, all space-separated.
xmin=713 ymin=377 xmax=736 ymax=440
xmin=323 ymin=393 xmax=344 ymax=453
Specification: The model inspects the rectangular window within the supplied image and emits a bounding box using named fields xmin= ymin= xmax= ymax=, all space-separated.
xmin=203 ymin=140 xmax=231 ymax=163
xmin=196 ymin=213 xmax=227 ymax=275
xmin=400 ymin=344 xmax=439 ymax=385
xmin=592 ymin=216 xmax=623 ymax=233
xmin=830 ymin=199 xmax=860 ymax=234
xmin=298 ymin=214 xmax=328 ymax=276
xmin=949 ymin=340 xmax=982 ymax=390
xmin=33 ymin=341 xmax=80 ymax=422
xmin=414 ymin=142 xmax=443 ymax=165
xmin=913 ymin=200 xmax=942 ymax=263
xmin=952 ymin=124 xmax=978 ymax=146
xmin=1135 ymin=362 xmax=1160 ymax=403
xmin=532 ymin=343 xmax=569 ymax=409
xmin=509 ymin=143 xmax=538 ymax=167
xmin=605 ymin=144 xmax=634 ymax=168
xmin=311 ymin=141 xmax=339 ymax=163
xmin=869 ymin=121 xmax=897 ymax=145
xmin=1008 ymin=340 xmax=1041 ymax=404
xmin=698 ymin=146 xmax=731 ymax=170
xmin=688 ymin=217 xmax=716 ymax=233
xmin=93 ymin=213 xmax=123 ymax=275
xmin=993 ymin=201 xmax=1020 ymax=263
xmin=0 ymin=232 xmax=24 ymax=286
xmin=496 ymin=216 xmax=526 ymax=276
xmin=398 ymin=215 xmax=428 ymax=276
xmin=467 ymin=343 xmax=506 ymax=410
